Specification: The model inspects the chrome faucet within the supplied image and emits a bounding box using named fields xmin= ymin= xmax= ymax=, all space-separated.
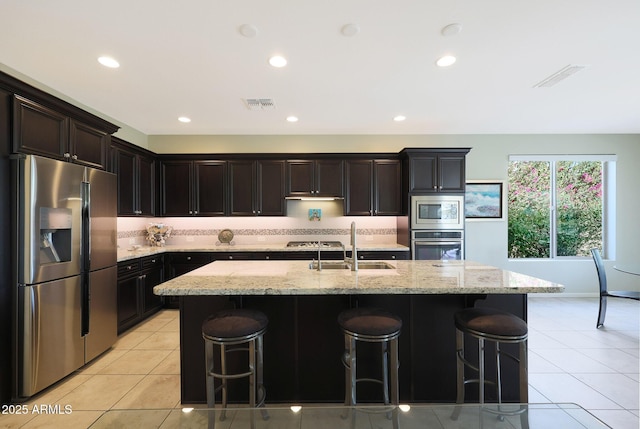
xmin=344 ymin=221 xmax=358 ymax=271
xmin=316 ymin=240 xmax=322 ymax=271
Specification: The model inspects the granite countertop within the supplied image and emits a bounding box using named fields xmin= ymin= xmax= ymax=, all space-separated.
xmin=154 ymin=260 xmax=564 ymax=296
xmin=117 ymin=243 xmax=410 ymax=262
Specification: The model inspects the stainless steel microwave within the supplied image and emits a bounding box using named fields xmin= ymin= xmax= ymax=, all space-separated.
xmin=410 ymin=195 xmax=465 ymax=229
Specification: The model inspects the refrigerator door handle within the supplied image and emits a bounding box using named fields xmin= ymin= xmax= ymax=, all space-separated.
xmin=24 ymin=286 xmax=40 ymax=392
xmin=81 ymin=181 xmax=91 ymax=336
xmin=81 ymin=181 xmax=91 ymax=272
xmin=81 ymin=273 xmax=90 ymax=336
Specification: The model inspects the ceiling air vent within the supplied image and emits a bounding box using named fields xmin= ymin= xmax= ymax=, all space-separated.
xmin=533 ymin=65 xmax=588 ymax=88
xmin=244 ymin=98 xmax=276 ymax=110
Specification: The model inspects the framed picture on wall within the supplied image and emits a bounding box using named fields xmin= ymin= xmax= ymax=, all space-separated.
xmin=465 ymin=181 xmax=506 ymax=220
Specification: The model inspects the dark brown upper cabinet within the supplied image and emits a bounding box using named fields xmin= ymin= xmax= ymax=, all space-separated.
xmin=160 ymin=160 xmax=227 ymax=216
xmin=229 ymin=159 xmax=285 ymax=216
xmin=286 ymin=159 xmax=344 ymax=197
xmin=13 ymin=95 xmax=110 ymax=169
xmin=111 ymin=140 xmax=156 ymax=216
xmin=402 ymin=148 xmax=470 ymax=194
xmin=345 ymin=159 xmax=401 ymax=216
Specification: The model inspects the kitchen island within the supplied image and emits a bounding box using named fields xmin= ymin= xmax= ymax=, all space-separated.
xmin=154 ymin=260 xmax=563 ymax=404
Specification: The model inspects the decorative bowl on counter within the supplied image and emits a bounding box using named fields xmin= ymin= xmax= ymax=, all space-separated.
xmin=216 ymin=229 xmax=235 ymax=245
xmin=146 ymin=223 xmax=173 ymax=246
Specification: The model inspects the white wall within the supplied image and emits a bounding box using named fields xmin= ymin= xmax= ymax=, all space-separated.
xmin=149 ymin=133 xmax=640 ymax=295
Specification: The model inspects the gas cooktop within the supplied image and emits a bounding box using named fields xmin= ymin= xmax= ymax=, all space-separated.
xmin=286 ymin=241 xmax=344 ymax=248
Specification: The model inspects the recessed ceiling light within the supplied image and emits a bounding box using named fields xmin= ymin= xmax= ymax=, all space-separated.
xmin=436 ymin=55 xmax=456 ymax=67
xmin=239 ymin=24 xmax=258 ymax=38
xmin=441 ymin=23 xmax=462 ymax=37
xmin=286 ymin=116 xmax=299 ymax=122
xmin=393 ymin=115 xmax=406 ymax=122
xmin=269 ymin=55 xmax=287 ymax=68
xmin=178 ymin=116 xmax=191 ymax=123
xmin=341 ymin=23 xmax=360 ymax=37
xmin=98 ymin=56 xmax=119 ymax=68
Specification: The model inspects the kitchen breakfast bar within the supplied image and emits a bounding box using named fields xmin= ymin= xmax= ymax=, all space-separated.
xmin=154 ymin=260 xmax=564 ymax=405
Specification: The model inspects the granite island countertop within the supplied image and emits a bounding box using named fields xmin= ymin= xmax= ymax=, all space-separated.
xmin=117 ymin=243 xmax=409 ymax=262
xmin=154 ymin=260 xmax=564 ymax=296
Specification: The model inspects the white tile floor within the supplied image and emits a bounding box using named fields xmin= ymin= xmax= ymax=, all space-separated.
xmin=1 ymin=297 xmax=638 ymax=428
xmin=527 ymin=297 xmax=639 ymax=429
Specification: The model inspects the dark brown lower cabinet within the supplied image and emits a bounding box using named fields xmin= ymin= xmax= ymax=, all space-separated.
xmin=178 ymin=293 xmax=526 ymax=404
xmin=117 ymin=256 xmax=164 ymax=333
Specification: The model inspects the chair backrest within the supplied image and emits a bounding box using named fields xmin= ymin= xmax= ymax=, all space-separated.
xmin=590 ymin=248 xmax=607 ymax=294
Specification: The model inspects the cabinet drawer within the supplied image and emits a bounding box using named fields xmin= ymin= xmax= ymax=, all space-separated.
xmin=118 ymin=260 xmax=141 ymax=276
xmin=141 ymin=255 xmax=163 ymax=269
xmin=169 ymin=253 xmax=211 ymax=264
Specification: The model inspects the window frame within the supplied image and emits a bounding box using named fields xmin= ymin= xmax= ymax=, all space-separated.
xmin=508 ymin=154 xmax=616 ymax=260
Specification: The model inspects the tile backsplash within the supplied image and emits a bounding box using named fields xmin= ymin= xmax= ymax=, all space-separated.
xmin=117 ymin=200 xmax=399 ymax=248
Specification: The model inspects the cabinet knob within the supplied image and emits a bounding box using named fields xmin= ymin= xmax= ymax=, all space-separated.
xmin=229 ymin=256 xmax=233 ymax=260
xmin=186 ymin=256 xmax=192 ymax=260
xmin=189 ymin=211 xmax=193 ymax=214
xmin=127 ymin=265 xmax=132 ymax=270
xmin=72 ymin=154 xmax=78 ymax=160
xmin=265 ymin=256 xmax=270 ymax=260
xmin=433 ymin=186 xmax=437 ymax=189
xmin=63 ymin=153 xmax=71 ymax=159
xmin=392 ymin=255 xmax=396 ymax=259
xmin=194 ymin=211 xmax=198 ymax=214
xmin=151 ymin=259 xmax=156 ymax=263
xmin=257 ymin=210 xmax=261 ymax=214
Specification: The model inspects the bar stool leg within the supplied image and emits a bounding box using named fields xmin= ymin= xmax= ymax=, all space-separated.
xmin=478 ymin=337 xmax=485 ymax=405
xmin=205 ymin=341 xmax=216 ymax=429
xmin=519 ymin=340 xmax=530 ymax=429
xmin=381 ymin=341 xmax=390 ymax=406
xmin=249 ymin=339 xmax=256 ymax=429
xmin=452 ymin=328 xmax=465 ymax=420
xmin=390 ymin=337 xmax=400 ymax=429
xmin=219 ymin=343 xmax=228 ymax=421
xmin=256 ymin=334 xmax=269 ymax=420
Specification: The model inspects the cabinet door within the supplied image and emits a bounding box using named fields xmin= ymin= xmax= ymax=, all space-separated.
xmin=345 ymin=160 xmax=373 ymax=216
xmin=69 ymin=119 xmax=109 ymax=169
xmin=229 ymin=160 xmax=256 ymax=216
xmin=194 ymin=161 xmax=227 ymax=216
xmin=438 ymin=155 xmax=466 ymax=192
xmin=286 ymin=160 xmax=314 ymax=196
xmin=257 ymin=160 xmax=285 ymax=216
xmin=115 ymin=149 xmax=137 ymax=216
xmin=316 ymin=159 xmax=344 ymax=197
xmin=137 ymin=155 xmax=156 ymax=216
xmin=117 ymin=275 xmax=140 ymax=333
xmin=161 ymin=161 xmax=193 ymax=216
xmin=409 ymin=156 xmax=438 ymax=193
xmin=12 ymin=95 xmax=68 ymax=160
xmin=374 ymin=160 xmax=402 ymax=215
xmin=141 ymin=267 xmax=164 ymax=316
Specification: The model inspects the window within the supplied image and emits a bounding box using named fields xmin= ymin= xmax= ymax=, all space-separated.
xmin=507 ymin=155 xmax=615 ymax=259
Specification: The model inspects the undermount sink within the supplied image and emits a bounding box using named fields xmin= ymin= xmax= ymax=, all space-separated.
xmin=309 ymin=261 xmax=396 ymax=270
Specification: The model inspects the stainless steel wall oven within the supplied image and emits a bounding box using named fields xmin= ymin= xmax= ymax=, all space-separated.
xmin=411 ymin=230 xmax=464 ymax=260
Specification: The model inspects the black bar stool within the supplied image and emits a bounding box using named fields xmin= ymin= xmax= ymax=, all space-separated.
xmin=202 ymin=309 xmax=268 ymax=429
xmin=452 ymin=307 xmax=529 ymax=427
xmin=338 ymin=307 xmax=402 ymax=428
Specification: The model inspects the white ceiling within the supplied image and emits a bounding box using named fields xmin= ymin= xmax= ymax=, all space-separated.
xmin=2 ymin=0 xmax=640 ymax=136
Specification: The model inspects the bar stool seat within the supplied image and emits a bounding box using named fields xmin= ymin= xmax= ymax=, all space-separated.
xmin=202 ymin=309 xmax=268 ymax=429
xmin=452 ymin=307 xmax=529 ymax=427
xmin=338 ymin=307 xmax=402 ymax=429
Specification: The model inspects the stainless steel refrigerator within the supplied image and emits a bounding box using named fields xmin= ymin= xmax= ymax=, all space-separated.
xmin=15 ymin=155 xmax=117 ymax=398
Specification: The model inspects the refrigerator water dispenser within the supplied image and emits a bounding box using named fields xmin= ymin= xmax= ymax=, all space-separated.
xmin=39 ymin=207 xmax=72 ymax=264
